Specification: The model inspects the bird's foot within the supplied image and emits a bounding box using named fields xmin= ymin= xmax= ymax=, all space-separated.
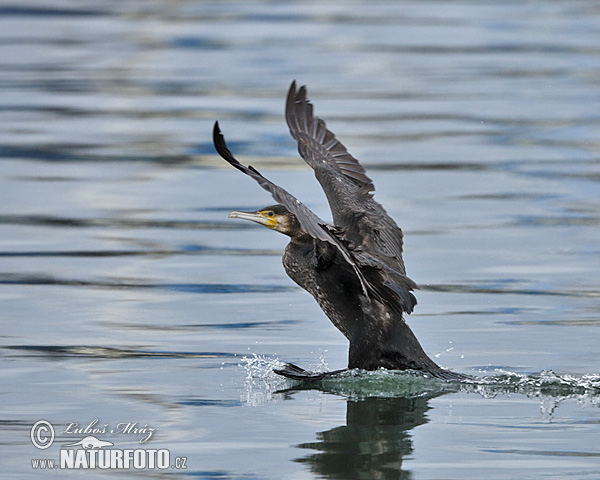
xmin=273 ymin=363 xmax=347 ymax=381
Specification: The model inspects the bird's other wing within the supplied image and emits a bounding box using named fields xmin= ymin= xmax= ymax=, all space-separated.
xmin=285 ymin=80 xmax=374 ymax=197
xmin=285 ymin=81 xmax=409 ymax=277
xmin=213 ymin=121 xmax=369 ymax=296
xmin=213 ymin=121 xmax=329 ymax=243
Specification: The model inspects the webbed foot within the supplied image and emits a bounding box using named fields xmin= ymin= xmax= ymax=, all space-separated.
xmin=274 ymin=363 xmax=347 ymax=380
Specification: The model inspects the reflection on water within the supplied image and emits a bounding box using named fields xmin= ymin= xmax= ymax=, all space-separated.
xmin=297 ymin=396 xmax=432 ymax=480
xmin=2 ymin=1 xmax=600 ymax=478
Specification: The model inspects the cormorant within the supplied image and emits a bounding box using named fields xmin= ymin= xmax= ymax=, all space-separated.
xmin=213 ymin=81 xmax=463 ymax=381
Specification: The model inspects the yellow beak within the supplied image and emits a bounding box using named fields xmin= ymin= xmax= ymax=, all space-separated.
xmin=228 ymin=210 xmax=278 ymax=229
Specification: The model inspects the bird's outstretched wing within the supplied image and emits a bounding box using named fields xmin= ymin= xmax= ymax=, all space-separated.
xmin=285 ymin=82 xmax=374 ymax=196
xmin=213 ymin=121 xmax=369 ymax=296
xmin=285 ymin=82 xmax=416 ymax=312
xmin=213 ymin=121 xmax=329 ymax=243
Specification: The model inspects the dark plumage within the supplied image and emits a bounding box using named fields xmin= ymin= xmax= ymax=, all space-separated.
xmin=214 ymin=81 xmax=464 ymax=381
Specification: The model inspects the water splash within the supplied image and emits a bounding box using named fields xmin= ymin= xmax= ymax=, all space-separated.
xmin=473 ymin=369 xmax=600 ymax=400
xmin=314 ymin=349 xmax=330 ymax=373
xmin=239 ymin=356 xmax=600 ymax=407
xmin=240 ymin=353 xmax=288 ymax=406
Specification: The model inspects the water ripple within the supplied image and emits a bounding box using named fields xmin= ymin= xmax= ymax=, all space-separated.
xmin=0 ymin=247 xmax=280 ymax=258
xmin=0 ymin=214 xmax=234 ymax=230
xmin=0 ymin=6 xmax=106 ymax=17
xmin=113 ymin=319 xmax=298 ymax=332
xmin=2 ymin=345 xmax=235 ymax=359
xmin=0 ymin=273 xmax=293 ymax=294
xmin=482 ymin=448 xmax=600 ymax=458
xmin=421 ymin=283 xmax=599 ymax=298
xmin=176 ymin=398 xmax=242 ymax=407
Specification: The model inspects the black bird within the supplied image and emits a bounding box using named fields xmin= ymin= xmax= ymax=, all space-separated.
xmin=213 ymin=82 xmax=463 ymax=381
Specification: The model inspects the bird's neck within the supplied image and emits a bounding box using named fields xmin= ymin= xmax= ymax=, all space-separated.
xmin=288 ymin=231 xmax=313 ymax=244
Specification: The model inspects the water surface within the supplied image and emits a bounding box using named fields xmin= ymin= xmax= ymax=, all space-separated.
xmin=1 ymin=1 xmax=599 ymax=479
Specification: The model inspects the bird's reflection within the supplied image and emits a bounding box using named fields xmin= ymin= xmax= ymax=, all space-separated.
xmin=297 ymin=396 xmax=434 ymax=479
xmin=278 ymin=379 xmax=452 ymax=479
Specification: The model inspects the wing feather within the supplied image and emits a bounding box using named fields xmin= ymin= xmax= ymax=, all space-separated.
xmin=285 ymin=82 xmax=409 ymax=270
xmin=285 ymin=82 xmax=417 ymax=313
xmin=213 ymin=121 xmax=370 ymax=296
xmin=285 ymin=81 xmax=375 ymax=194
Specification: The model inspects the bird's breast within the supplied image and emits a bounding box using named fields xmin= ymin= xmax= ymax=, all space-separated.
xmin=282 ymin=241 xmax=318 ymax=290
xmin=282 ymin=240 xmax=367 ymax=339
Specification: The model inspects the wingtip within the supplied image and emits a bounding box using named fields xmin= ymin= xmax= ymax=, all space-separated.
xmin=213 ymin=120 xmax=222 ymax=139
xmin=297 ymin=84 xmax=307 ymax=99
xmin=287 ymin=79 xmax=309 ymax=103
xmin=212 ymin=120 xmax=223 ymax=151
xmin=289 ymin=79 xmax=301 ymax=94
xmin=212 ymin=120 xmax=237 ymax=165
xmin=286 ymin=80 xmax=298 ymax=107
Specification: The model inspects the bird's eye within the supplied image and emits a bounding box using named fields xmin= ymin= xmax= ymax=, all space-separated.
xmin=267 ymin=211 xmax=274 ymax=217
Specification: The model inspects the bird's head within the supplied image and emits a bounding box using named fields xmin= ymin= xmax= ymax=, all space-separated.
xmin=228 ymin=204 xmax=302 ymax=237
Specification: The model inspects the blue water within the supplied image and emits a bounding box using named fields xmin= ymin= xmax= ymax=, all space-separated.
xmin=1 ymin=1 xmax=599 ymax=478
